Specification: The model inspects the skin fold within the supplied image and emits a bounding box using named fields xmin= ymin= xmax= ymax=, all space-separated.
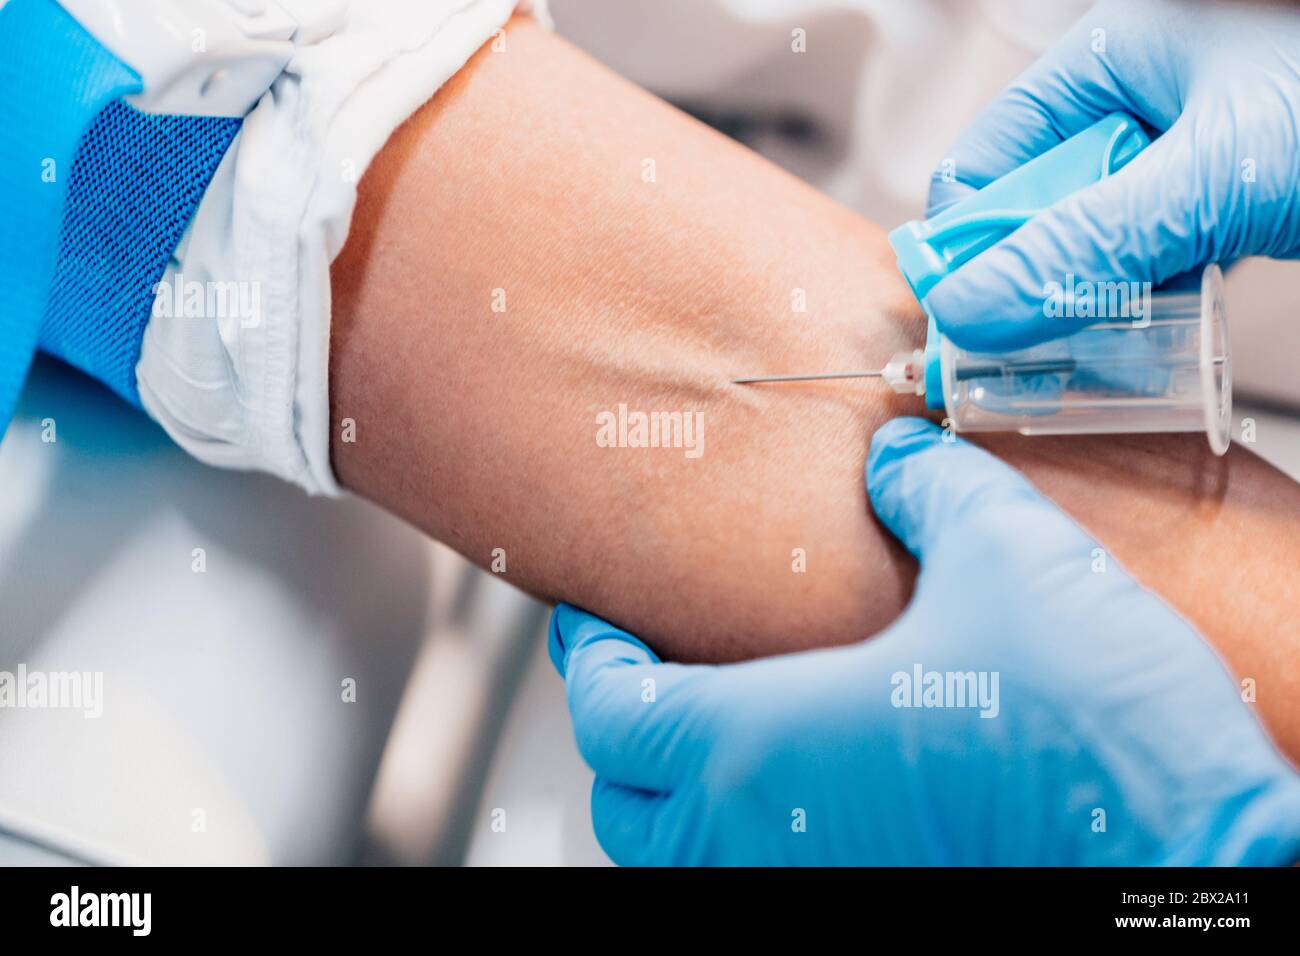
xmin=329 ymin=17 xmax=1300 ymax=764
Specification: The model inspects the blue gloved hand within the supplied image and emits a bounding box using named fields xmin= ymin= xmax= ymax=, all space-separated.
xmin=549 ymin=418 xmax=1300 ymax=865
xmin=923 ymin=0 xmax=1300 ymax=351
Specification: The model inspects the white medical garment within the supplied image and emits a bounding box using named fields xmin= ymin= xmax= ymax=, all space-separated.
xmin=136 ymin=0 xmax=550 ymax=496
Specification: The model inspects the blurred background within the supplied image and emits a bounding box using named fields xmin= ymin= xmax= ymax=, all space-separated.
xmin=3 ymin=0 xmax=1297 ymax=867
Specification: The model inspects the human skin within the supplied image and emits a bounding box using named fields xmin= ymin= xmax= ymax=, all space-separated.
xmin=329 ymin=17 xmax=1300 ymax=763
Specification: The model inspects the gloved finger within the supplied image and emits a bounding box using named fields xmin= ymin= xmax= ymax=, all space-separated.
xmin=926 ymin=3 xmax=1184 ymax=217
xmin=589 ymin=777 xmax=678 ymax=867
xmin=926 ymin=84 xmax=1112 ymax=218
xmin=866 ymin=417 xmax=1055 ymax=563
xmin=548 ymin=600 xmax=665 ymax=674
xmin=549 ymin=603 xmax=708 ymax=792
xmin=924 ymin=129 xmax=1200 ymax=351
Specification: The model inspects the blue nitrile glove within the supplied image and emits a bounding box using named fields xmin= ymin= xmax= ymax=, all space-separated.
xmin=923 ymin=0 xmax=1300 ymax=351
xmin=549 ymin=418 xmax=1300 ymax=866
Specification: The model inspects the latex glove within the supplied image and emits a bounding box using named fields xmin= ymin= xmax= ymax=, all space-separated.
xmin=549 ymin=418 xmax=1300 ymax=865
xmin=924 ymin=0 xmax=1300 ymax=351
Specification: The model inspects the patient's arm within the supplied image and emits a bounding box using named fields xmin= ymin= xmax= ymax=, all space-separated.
xmin=329 ymin=17 xmax=1300 ymax=761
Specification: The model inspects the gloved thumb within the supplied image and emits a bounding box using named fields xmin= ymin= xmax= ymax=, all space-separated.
xmin=923 ymin=127 xmax=1202 ymax=352
xmin=866 ymin=418 xmax=1069 ymax=564
xmin=548 ymin=603 xmax=705 ymax=792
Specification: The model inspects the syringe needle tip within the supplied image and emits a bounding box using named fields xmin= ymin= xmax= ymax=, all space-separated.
xmin=731 ymin=370 xmax=885 ymax=384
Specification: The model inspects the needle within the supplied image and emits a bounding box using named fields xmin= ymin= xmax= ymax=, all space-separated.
xmin=731 ymin=369 xmax=885 ymax=384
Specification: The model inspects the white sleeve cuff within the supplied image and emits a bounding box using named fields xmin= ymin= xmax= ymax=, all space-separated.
xmin=137 ymin=0 xmax=550 ymax=496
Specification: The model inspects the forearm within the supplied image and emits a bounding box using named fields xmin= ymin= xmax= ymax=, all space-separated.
xmin=329 ymin=18 xmax=1300 ymax=760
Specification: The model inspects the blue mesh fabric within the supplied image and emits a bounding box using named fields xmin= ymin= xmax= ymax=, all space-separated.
xmin=39 ymin=100 xmax=242 ymax=406
xmin=0 ymin=0 xmax=141 ymax=434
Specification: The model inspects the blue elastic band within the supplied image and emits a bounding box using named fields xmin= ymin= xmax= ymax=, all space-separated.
xmin=0 ymin=0 xmax=242 ymax=432
xmin=0 ymin=0 xmax=141 ymax=433
xmin=41 ymin=102 xmax=241 ymax=406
